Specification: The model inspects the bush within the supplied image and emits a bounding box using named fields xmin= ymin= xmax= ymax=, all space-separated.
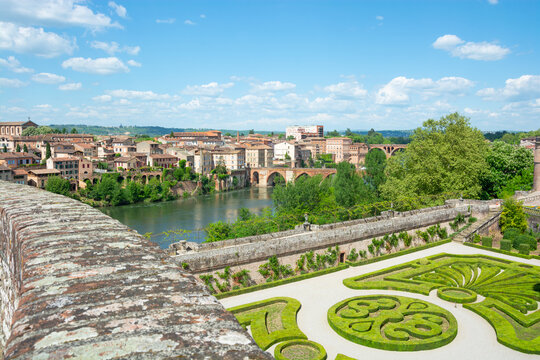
xmin=468 ymin=216 xmax=477 ymax=223
xmin=500 ymin=198 xmax=528 ymax=233
xmin=500 ymin=239 xmax=512 ymax=251
xmin=503 ymin=227 xmax=521 ymax=240
xmin=519 ymin=243 xmax=530 ymax=255
xmin=513 ymin=234 xmax=537 ymax=251
xmin=481 ymin=236 xmax=492 ymax=247
xmin=472 ymin=234 xmax=481 ymax=243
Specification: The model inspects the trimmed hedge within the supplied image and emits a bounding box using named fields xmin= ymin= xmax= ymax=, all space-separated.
xmin=500 ymin=239 xmax=512 ymax=251
xmin=519 ymin=243 xmax=530 ymax=255
xmin=463 ymin=242 xmax=540 ymax=260
xmin=274 ymin=339 xmax=327 ymax=360
xmin=334 ymin=356 xmax=356 ymax=360
xmin=227 ymin=297 xmax=306 ymax=350
xmin=347 ymin=239 xmax=452 ymax=267
xmin=216 ymin=264 xmax=349 ymax=299
xmin=514 ymin=234 xmax=537 ymax=251
xmin=327 ymin=295 xmax=458 ymax=351
xmin=481 ymin=236 xmax=493 ymax=247
xmin=437 ymin=287 xmax=477 ymax=303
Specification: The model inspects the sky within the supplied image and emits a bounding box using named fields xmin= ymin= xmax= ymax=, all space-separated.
xmin=0 ymin=0 xmax=539 ymax=131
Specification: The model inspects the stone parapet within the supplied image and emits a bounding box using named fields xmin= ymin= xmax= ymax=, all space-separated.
xmin=0 ymin=181 xmax=270 ymax=359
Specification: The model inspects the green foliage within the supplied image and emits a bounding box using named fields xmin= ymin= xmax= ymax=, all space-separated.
xmin=259 ymin=256 xmax=294 ymax=281
xmin=273 ymin=175 xmax=331 ymax=214
xmin=22 ymin=126 xmax=59 ymax=136
xmin=238 ymin=207 xmax=253 ymax=221
xmin=481 ymin=236 xmax=493 ymax=247
xmin=334 ymin=162 xmax=364 ymax=207
xmin=519 ymin=243 xmax=530 ymax=255
xmin=513 ymin=234 xmax=537 ymax=251
xmin=500 ymin=198 xmax=529 ymax=233
xmin=45 ymin=142 xmax=51 ymax=159
xmin=45 ymin=176 xmax=70 ymax=196
xmin=381 ymin=113 xmax=487 ymax=200
xmin=274 ymin=339 xmax=327 ymax=360
xmin=500 ymin=239 xmax=512 ymax=251
xmin=364 ymin=148 xmax=387 ymax=196
xmin=327 ymin=295 xmax=458 ymax=351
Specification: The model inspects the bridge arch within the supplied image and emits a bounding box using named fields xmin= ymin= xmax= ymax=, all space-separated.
xmin=267 ymin=171 xmax=285 ymax=186
xmin=295 ymin=172 xmax=309 ymax=181
xmin=252 ymin=171 xmax=259 ymax=185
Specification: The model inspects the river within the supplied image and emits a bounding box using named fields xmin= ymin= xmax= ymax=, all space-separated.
xmin=100 ymin=187 xmax=274 ymax=249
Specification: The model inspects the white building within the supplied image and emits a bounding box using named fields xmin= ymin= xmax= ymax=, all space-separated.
xmin=274 ymin=142 xmax=299 ymax=161
xmin=286 ymin=125 xmax=324 ymax=141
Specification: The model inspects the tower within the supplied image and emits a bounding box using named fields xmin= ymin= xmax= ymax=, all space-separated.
xmin=534 ymin=136 xmax=540 ymax=192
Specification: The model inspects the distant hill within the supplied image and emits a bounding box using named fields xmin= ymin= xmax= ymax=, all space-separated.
xmin=48 ymin=125 xmax=281 ymax=137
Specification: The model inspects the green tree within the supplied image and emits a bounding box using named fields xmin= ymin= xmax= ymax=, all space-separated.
xmin=364 ymin=148 xmax=387 ymax=196
xmin=248 ymin=129 xmax=255 ymax=134
xmin=16 ymin=144 xmax=21 ymax=152
xmin=334 ymin=162 xmax=363 ymax=207
xmin=23 ymin=144 xmax=28 ymax=153
xmin=480 ymin=141 xmax=534 ymax=198
xmin=45 ymin=176 xmax=70 ymax=196
xmin=45 ymin=142 xmax=51 ymax=159
xmin=499 ymin=198 xmax=529 ymax=233
xmin=71 ymin=128 xmax=78 ymax=134
xmin=22 ymin=126 xmax=56 ymax=136
xmin=61 ymin=127 xmax=67 ymax=134
xmin=272 ymin=175 xmax=330 ymax=214
xmin=238 ymin=207 xmax=253 ymax=221
xmin=2 ymin=145 xmax=7 ymax=152
xmin=381 ymin=113 xmax=487 ymax=200
xmin=327 ymin=130 xmax=340 ymax=137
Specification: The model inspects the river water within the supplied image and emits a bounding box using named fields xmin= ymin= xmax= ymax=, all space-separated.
xmin=100 ymin=187 xmax=274 ymax=249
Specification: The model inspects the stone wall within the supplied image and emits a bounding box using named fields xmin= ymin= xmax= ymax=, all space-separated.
xmin=0 ymin=181 xmax=270 ymax=360
xmin=175 ymin=202 xmax=478 ymax=273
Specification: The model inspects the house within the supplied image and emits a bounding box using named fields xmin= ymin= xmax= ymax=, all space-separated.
xmin=0 ymin=164 xmax=13 ymax=182
xmin=46 ymin=156 xmax=80 ymax=180
xmin=114 ymin=156 xmax=138 ymax=171
xmin=79 ymin=158 xmax=94 ymax=181
xmin=326 ymin=137 xmax=352 ymax=163
xmin=193 ymin=150 xmax=213 ymax=174
xmin=12 ymin=169 xmax=27 ymax=185
xmin=0 ymin=120 xmax=37 ymax=136
xmin=27 ymin=169 xmax=61 ymax=188
xmin=112 ymin=136 xmax=136 ymax=154
xmin=147 ymin=154 xmax=178 ymax=168
xmin=211 ymin=149 xmax=245 ymax=170
xmin=245 ymin=145 xmax=273 ymax=168
xmin=0 ymin=152 xmax=39 ymax=168
xmin=74 ymin=143 xmax=98 ymax=158
xmin=136 ymin=141 xmax=162 ymax=155
xmin=165 ymin=147 xmax=194 ymax=167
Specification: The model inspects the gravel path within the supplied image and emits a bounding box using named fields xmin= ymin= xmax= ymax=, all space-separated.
xmin=220 ymin=242 xmax=539 ymax=360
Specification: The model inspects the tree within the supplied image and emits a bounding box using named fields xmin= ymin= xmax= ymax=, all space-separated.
xmin=286 ymin=135 xmax=295 ymax=141
xmin=2 ymin=145 xmax=7 ymax=152
xmin=22 ymin=126 xmax=56 ymax=136
xmin=380 ymin=113 xmax=488 ymax=200
xmin=170 ymin=131 xmax=174 ymax=137
xmin=45 ymin=142 xmax=51 ymax=159
xmin=345 ymin=128 xmax=354 ymax=137
xmin=499 ymin=198 xmax=528 ymax=233
xmin=71 ymin=128 xmax=78 ymax=134
xmin=45 ymin=176 xmax=70 ymax=196
xmin=16 ymin=144 xmax=21 ymax=152
xmin=334 ymin=162 xmax=363 ymax=207
xmin=23 ymin=144 xmax=28 ymax=153
xmin=327 ymin=130 xmax=340 ymax=137
xmin=480 ymin=141 xmax=534 ymax=199
xmin=238 ymin=208 xmax=253 ymax=221
xmin=248 ymin=129 xmax=255 ymax=134
xmin=364 ymin=148 xmax=387 ymax=196
xmin=272 ymin=175 xmax=330 ymax=214
xmin=61 ymin=128 xmax=67 ymax=134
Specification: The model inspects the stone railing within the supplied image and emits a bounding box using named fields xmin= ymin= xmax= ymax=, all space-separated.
xmin=0 ymin=181 xmax=270 ymax=360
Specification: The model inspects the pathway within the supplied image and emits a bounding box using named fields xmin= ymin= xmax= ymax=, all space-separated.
xmin=220 ymin=242 xmax=539 ymax=360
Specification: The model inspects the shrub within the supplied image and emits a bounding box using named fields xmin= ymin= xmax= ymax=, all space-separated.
xmin=499 ymin=198 xmax=528 ymax=233
xmin=472 ymin=234 xmax=481 ymax=243
xmin=500 ymin=239 xmax=512 ymax=251
xmin=468 ymin=216 xmax=477 ymax=223
xmin=513 ymin=234 xmax=537 ymax=251
xmin=503 ymin=227 xmax=521 ymax=240
xmin=348 ymin=248 xmax=359 ymax=262
xmin=481 ymin=236 xmax=492 ymax=247
xmin=519 ymin=243 xmax=530 ymax=255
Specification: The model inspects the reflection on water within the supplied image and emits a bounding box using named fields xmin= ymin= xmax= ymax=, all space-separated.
xmin=100 ymin=187 xmax=274 ymax=248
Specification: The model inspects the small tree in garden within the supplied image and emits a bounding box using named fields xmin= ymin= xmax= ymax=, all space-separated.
xmin=499 ymin=198 xmax=528 ymax=233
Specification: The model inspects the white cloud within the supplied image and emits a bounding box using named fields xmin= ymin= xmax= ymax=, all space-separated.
xmin=183 ymin=82 xmax=234 ymax=96
xmin=184 ymin=19 xmax=196 ymax=25
xmin=0 ymin=22 xmax=76 ymax=57
xmin=252 ymin=81 xmax=296 ymax=92
xmin=156 ymin=18 xmax=175 ymax=24
xmin=376 ymin=76 xmax=474 ymax=105
xmin=0 ymin=56 xmax=32 ymax=73
xmin=433 ymin=34 xmax=510 ymax=61
xmin=31 ymin=72 xmax=65 ymax=84
xmin=92 ymin=94 xmax=112 ymax=102
xmin=324 ymin=81 xmax=367 ymax=98
xmin=0 ymin=77 xmax=26 ymax=87
xmin=127 ymin=59 xmax=141 ymax=67
xmin=106 ymin=89 xmax=172 ymax=100
xmin=62 ymin=57 xmax=129 ymax=75
xmin=59 ymin=82 xmax=81 ymax=91
xmin=0 ymin=0 xmax=120 ymax=29
xmin=90 ymin=41 xmax=140 ymax=55
xmin=376 ymin=15 xmax=384 ymax=21
xmin=477 ymin=75 xmax=540 ymax=101
xmin=108 ymin=1 xmax=127 ymax=18
xmin=488 ymin=0 xmax=498 ymax=4
xmin=200 ymin=14 xmax=206 ymax=19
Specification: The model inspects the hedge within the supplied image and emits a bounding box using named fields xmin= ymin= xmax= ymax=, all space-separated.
xmin=334 ymin=355 xmax=356 ymax=360
xmin=463 ymin=242 xmax=540 ymax=260
xmin=514 ymin=234 xmax=537 ymax=251
xmin=346 ymin=239 xmax=452 ymax=267
xmin=437 ymin=287 xmax=477 ymax=303
xmin=500 ymin=239 xmax=512 ymax=251
xmin=519 ymin=243 xmax=530 ymax=255
xmin=216 ymin=264 xmax=349 ymax=299
xmin=327 ymin=295 xmax=458 ymax=351
xmin=274 ymin=339 xmax=327 ymax=360
xmin=227 ymin=297 xmax=306 ymax=350
xmin=481 ymin=236 xmax=492 ymax=247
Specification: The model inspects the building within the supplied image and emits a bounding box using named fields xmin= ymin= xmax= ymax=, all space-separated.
xmin=0 ymin=152 xmax=39 ymax=168
xmin=158 ymin=131 xmax=224 ymax=147
xmin=286 ymin=125 xmax=324 ymax=141
xmin=212 ymin=149 xmax=245 ymax=170
xmin=27 ymin=169 xmax=61 ymax=188
xmin=46 ymin=156 xmax=80 ymax=180
xmin=79 ymin=158 xmax=94 ymax=181
xmin=12 ymin=169 xmax=28 ymax=185
xmin=74 ymin=143 xmax=98 ymax=158
xmin=136 ymin=141 xmax=163 ymax=155
xmin=193 ymin=150 xmax=213 ymax=174
xmin=114 ymin=156 xmax=138 ymax=171
xmin=349 ymin=143 xmax=369 ymax=167
xmin=112 ymin=136 xmax=136 ymax=154
xmin=0 ymin=165 xmax=13 ymax=182
xmin=166 ymin=147 xmax=195 ymax=167
xmin=308 ymin=137 xmax=327 ymax=155
xmin=326 ymin=137 xmax=352 ymax=163
xmin=245 ymin=145 xmax=273 ymax=168
xmin=0 ymin=120 xmax=37 ymax=136
xmin=147 ymin=154 xmax=178 ymax=168
xmin=274 ymin=142 xmax=299 ymax=161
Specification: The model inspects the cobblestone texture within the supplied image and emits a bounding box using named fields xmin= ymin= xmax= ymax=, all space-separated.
xmin=0 ymin=181 xmax=271 ymax=360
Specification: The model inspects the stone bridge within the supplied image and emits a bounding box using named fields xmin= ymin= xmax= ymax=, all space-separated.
xmin=369 ymin=144 xmax=407 ymax=158
xmin=250 ymin=167 xmax=337 ymax=186
xmin=0 ymin=181 xmax=271 ymax=359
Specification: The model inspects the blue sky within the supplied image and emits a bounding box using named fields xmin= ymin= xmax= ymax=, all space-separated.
xmin=0 ymin=0 xmax=539 ymax=131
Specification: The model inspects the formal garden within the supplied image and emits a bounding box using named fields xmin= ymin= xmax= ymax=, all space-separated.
xmin=224 ymin=249 xmax=539 ymax=360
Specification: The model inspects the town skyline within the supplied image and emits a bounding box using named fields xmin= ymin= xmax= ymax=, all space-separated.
xmin=0 ymin=0 xmax=539 ymax=131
